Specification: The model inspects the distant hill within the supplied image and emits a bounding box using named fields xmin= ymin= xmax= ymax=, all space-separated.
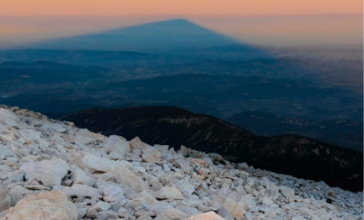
xmin=61 ymin=106 xmax=363 ymax=192
xmin=225 ymin=111 xmax=363 ymax=151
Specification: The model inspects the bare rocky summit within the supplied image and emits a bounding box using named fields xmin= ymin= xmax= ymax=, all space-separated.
xmin=0 ymin=105 xmax=362 ymax=220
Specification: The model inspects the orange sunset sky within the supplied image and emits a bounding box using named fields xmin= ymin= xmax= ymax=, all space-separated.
xmin=1 ymin=0 xmax=362 ymax=16
xmin=0 ymin=0 xmax=362 ymax=47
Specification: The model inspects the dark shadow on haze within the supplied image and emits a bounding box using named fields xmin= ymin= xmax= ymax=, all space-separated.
xmin=0 ymin=19 xmax=362 ymax=152
xmin=22 ymin=19 xmax=271 ymax=59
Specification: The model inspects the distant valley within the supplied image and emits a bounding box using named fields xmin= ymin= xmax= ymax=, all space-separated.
xmin=0 ymin=19 xmax=362 ymax=151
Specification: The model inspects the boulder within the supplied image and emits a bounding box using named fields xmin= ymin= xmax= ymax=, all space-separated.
xmin=69 ymin=151 xmax=130 ymax=175
xmin=173 ymin=158 xmax=192 ymax=172
xmin=95 ymin=180 xmax=125 ymax=202
xmin=0 ymin=109 xmax=18 ymax=128
xmin=130 ymin=137 xmax=151 ymax=150
xmin=142 ymin=149 xmax=161 ymax=163
xmin=62 ymin=184 xmax=102 ymax=199
xmin=20 ymin=158 xmax=69 ymax=180
xmin=7 ymin=170 xmax=24 ymax=182
xmin=156 ymin=186 xmax=184 ymax=200
xmin=0 ymin=187 xmax=10 ymax=212
xmin=0 ymin=191 xmax=77 ymax=220
xmin=154 ymin=207 xmax=187 ymax=220
xmin=187 ymin=212 xmax=226 ymax=220
xmin=73 ymin=129 xmax=103 ymax=145
xmin=38 ymin=174 xmax=62 ymax=187
xmin=113 ymin=165 xmax=146 ymax=193
xmin=0 ymin=146 xmax=17 ymax=159
xmin=70 ymin=165 xmax=96 ymax=187
xmin=179 ymin=145 xmax=190 ymax=157
xmin=103 ymin=135 xmax=130 ymax=160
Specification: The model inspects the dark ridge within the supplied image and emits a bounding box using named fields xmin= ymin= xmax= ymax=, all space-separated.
xmin=61 ymin=106 xmax=363 ymax=192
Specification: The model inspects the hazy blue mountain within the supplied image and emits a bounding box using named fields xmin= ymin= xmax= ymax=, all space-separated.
xmin=20 ymin=19 xmax=267 ymax=58
xmin=24 ymin=19 xmax=265 ymax=56
xmin=225 ymin=111 xmax=363 ymax=152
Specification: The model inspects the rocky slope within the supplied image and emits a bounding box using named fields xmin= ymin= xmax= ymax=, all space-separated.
xmin=61 ymin=106 xmax=363 ymax=192
xmin=0 ymin=105 xmax=362 ymax=220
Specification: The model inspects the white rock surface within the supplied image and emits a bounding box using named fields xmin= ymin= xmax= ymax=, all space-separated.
xmin=0 ymin=191 xmax=77 ymax=220
xmin=0 ymin=187 xmax=10 ymax=212
xmin=0 ymin=105 xmax=362 ymax=220
xmin=103 ymin=135 xmax=130 ymax=160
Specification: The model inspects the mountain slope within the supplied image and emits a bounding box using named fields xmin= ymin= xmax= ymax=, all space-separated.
xmin=225 ymin=111 xmax=363 ymax=151
xmin=0 ymin=105 xmax=362 ymax=219
xmin=61 ymin=106 xmax=363 ymax=192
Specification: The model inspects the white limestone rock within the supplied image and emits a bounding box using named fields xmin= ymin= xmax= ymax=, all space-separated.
xmin=0 ymin=187 xmax=11 ymax=213
xmin=0 ymin=191 xmax=77 ymax=220
xmin=7 ymin=170 xmax=24 ymax=182
xmin=142 ymin=148 xmax=162 ymax=164
xmin=103 ymin=135 xmax=130 ymax=160
xmin=95 ymin=180 xmax=125 ymax=202
xmin=154 ymin=207 xmax=188 ymax=220
xmin=62 ymin=184 xmax=102 ymax=199
xmin=20 ymin=158 xmax=69 ymax=181
xmin=130 ymin=137 xmax=151 ymax=150
xmin=0 ymin=108 xmax=19 ymax=128
xmin=187 ymin=212 xmax=226 ymax=220
xmin=156 ymin=186 xmax=184 ymax=200
xmin=0 ymin=146 xmax=17 ymax=159
xmin=70 ymin=165 xmax=96 ymax=187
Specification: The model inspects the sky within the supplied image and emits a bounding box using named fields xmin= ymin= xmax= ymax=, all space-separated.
xmin=0 ymin=0 xmax=362 ymax=48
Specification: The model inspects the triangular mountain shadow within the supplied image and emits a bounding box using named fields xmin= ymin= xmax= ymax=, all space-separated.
xmin=24 ymin=19 xmax=268 ymax=56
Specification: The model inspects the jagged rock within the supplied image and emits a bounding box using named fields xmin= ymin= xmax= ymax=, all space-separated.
xmin=0 ymin=191 xmax=77 ymax=220
xmin=93 ymin=210 xmax=119 ymax=219
xmin=113 ymin=166 xmax=146 ymax=193
xmin=90 ymin=201 xmax=111 ymax=212
xmin=0 ymin=187 xmax=10 ymax=212
xmin=156 ymin=186 xmax=184 ymax=200
xmin=217 ymin=207 xmax=234 ymax=220
xmin=280 ymin=185 xmax=295 ymax=198
xmin=176 ymin=181 xmax=195 ymax=197
xmin=70 ymin=165 xmax=96 ymax=187
xmin=222 ymin=197 xmax=245 ymax=219
xmin=237 ymin=162 xmax=249 ymax=170
xmin=190 ymin=158 xmax=209 ymax=167
xmin=130 ymin=137 xmax=150 ymax=150
xmin=94 ymin=180 xmax=125 ymax=202
xmin=9 ymin=185 xmax=32 ymax=206
xmin=63 ymin=184 xmax=102 ymax=199
xmin=176 ymin=205 xmax=199 ymax=216
xmin=103 ymin=135 xmax=130 ymax=160
xmin=173 ymin=158 xmax=192 ymax=172
xmin=7 ymin=170 xmax=24 ymax=182
xmin=179 ymin=145 xmax=190 ymax=156
xmin=0 ymin=146 xmax=17 ymax=159
xmin=20 ymin=158 xmax=69 ymax=180
xmin=0 ymin=108 xmax=19 ymax=128
xmin=187 ymin=212 xmax=226 ymax=220
xmin=73 ymin=129 xmax=103 ymax=145
xmin=142 ymin=149 xmax=162 ymax=164
xmin=154 ymin=207 xmax=188 ymax=220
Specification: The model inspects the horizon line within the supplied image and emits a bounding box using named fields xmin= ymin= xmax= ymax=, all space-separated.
xmin=1 ymin=12 xmax=362 ymax=18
